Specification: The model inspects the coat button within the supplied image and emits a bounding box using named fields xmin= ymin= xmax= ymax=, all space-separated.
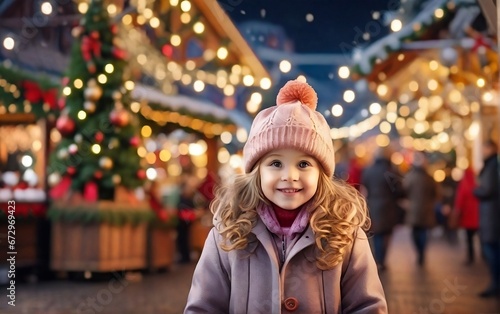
xmin=283 ymin=297 xmax=299 ymax=311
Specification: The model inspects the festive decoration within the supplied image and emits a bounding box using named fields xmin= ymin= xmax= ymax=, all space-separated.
xmin=48 ymin=0 xmax=146 ymax=200
xmin=0 ymin=65 xmax=60 ymax=119
xmin=109 ymin=107 xmax=130 ymax=127
xmin=129 ymin=136 xmax=140 ymax=147
xmin=55 ymin=115 xmax=75 ymax=135
xmin=47 ymin=206 xmax=154 ymax=226
xmin=83 ymin=79 xmax=103 ymax=101
xmin=83 ymin=182 xmax=98 ymax=201
xmin=95 ymin=131 xmax=104 ymax=142
xmin=23 ymin=81 xmax=57 ymax=109
xmin=83 ymin=100 xmax=96 ymax=113
xmin=99 ymin=156 xmax=113 ymax=169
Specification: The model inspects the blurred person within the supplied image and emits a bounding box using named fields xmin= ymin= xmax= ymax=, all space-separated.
xmin=436 ymin=169 xmax=458 ymax=244
xmin=453 ymin=167 xmax=479 ymax=265
xmin=346 ymin=154 xmax=363 ymax=191
xmin=361 ymin=147 xmax=404 ymax=272
xmin=403 ymin=152 xmax=438 ymax=266
xmin=176 ymin=175 xmax=200 ymax=264
xmin=185 ymin=80 xmax=387 ymax=313
xmin=473 ymin=140 xmax=500 ymax=298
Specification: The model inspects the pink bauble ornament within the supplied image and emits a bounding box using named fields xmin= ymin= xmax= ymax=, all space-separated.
xmin=56 ymin=116 xmax=75 ymax=135
xmin=129 ymin=136 xmax=140 ymax=147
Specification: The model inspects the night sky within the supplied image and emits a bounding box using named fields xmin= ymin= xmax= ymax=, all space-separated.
xmin=218 ymin=0 xmax=399 ymax=54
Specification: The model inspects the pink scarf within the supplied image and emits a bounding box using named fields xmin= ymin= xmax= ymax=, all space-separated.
xmin=257 ymin=202 xmax=310 ymax=238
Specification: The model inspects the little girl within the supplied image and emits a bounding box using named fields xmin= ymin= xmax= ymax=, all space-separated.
xmin=184 ymin=80 xmax=387 ymax=313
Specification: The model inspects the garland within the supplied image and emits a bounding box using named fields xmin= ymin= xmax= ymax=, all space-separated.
xmin=47 ymin=205 xmax=155 ymax=226
xmin=0 ymin=65 xmax=60 ymax=119
xmin=47 ymin=205 xmax=179 ymax=227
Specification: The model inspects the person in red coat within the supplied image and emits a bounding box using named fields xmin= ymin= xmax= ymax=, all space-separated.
xmin=454 ymin=167 xmax=480 ymax=265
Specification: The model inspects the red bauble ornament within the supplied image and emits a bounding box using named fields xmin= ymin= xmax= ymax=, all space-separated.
xmin=56 ymin=116 xmax=75 ymax=135
xmin=94 ymin=171 xmax=103 ymax=179
xmin=137 ymin=169 xmax=146 ymax=180
xmin=95 ymin=131 xmax=104 ymax=143
xmin=110 ymin=24 xmax=118 ymax=35
xmin=90 ymin=31 xmax=100 ymax=40
xmin=109 ymin=108 xmax=130 ymax=127
xmin=67 ymin=166 xmax=76 ymax=176
xmin=129 ymin=136 xmax=140 ymax=147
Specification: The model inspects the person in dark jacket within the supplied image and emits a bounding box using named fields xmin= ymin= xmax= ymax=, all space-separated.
xmin=403 ymin=152 xmax=438 ymax=266
xmin=176 ymin=175 xmax=200 ymax=263
xmin=361 ymin=147 xmax=404 ymax=271
xmin=473 ymin=140 xmax=500 ymax=298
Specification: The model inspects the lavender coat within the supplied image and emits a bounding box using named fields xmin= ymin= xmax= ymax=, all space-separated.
xmin=184 ymin=219 xmax=387 ymax=313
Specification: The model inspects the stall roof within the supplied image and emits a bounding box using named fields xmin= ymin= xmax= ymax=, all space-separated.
xmin=350 ymin=0 xmax=479 ymax=79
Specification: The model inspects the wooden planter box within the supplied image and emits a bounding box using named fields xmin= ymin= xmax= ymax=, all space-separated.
xmin=147 ymin=227 xmax=175 ymax=271
xmin=0 ymin=219 xmax=38 ymax=268
xmin=51 ymin=197 xmax=148 ymax=272
xmin=190 ymin=212 xmax=213 ymax=253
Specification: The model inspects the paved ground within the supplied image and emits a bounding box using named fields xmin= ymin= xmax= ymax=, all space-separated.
xmin=0 ymin=226 xmax=499 ymax=314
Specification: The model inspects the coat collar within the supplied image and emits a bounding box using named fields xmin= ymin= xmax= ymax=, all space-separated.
xmin=250 ymin=218 xmax=316 ymax=265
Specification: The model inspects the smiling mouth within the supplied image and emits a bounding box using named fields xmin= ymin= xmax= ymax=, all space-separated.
xmin=277 ymin=188 xmax=302 ymax=193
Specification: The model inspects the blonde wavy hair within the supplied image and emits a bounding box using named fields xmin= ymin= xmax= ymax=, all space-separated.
xmin=211 ymin=164 xmax=370 ymax=270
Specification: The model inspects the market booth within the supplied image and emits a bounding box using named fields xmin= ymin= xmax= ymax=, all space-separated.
xmin=347 ymin=0 xmax=498 ymax=176
xmin=0 ymin=67 xmax=59 ymax=281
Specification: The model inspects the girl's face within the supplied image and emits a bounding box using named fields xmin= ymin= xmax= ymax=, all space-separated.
xmin=259 ymin=148 xmax=320 ymax=210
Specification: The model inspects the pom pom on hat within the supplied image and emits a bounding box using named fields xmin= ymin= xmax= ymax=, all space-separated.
xmin=243 ymin=80 xmax=335 ymax=177
xmin=276 ymin=80 xmax=318 ymax=110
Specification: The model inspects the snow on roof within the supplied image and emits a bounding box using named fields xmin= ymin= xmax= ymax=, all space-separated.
xmin=132 ymin=84 xmax=252 ymax=130
xmin=351 ymin=0 xmax=476 ymax=75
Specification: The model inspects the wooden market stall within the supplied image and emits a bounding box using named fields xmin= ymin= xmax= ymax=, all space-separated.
xmin=113 ymin=0 xmax=271 ymax=265
xmin=349 ymin=0 xmax=498 ymax=173
xmin=0 ymin=65 xmax=60 ymax=281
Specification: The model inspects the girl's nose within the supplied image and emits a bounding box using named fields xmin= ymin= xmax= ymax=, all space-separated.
xmin=281 ymin=166 xmax=299 ymax=181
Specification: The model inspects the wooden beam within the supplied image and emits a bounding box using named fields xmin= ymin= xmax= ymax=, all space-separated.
xmin=477 ymin=0 xmax=497 ymax=35
xmin=0 ymin=113 xmax=36 ymax=124
xmin=191 ymin=0 xmax=270 ymax=83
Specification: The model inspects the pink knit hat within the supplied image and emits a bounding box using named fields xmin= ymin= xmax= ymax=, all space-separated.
xmin=243 ymin=80 xmax=335 ymax=176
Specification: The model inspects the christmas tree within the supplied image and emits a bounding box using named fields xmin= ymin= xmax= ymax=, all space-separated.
xmin=48 ymin=0 xmax=145 ymax=201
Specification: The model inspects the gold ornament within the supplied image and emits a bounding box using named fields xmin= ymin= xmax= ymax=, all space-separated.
xmin=84 ymin=85 xmax=103 ymax=102
xmin=84 ymin=100 xmax=96 ymax=113
xmin=99 ymin=157 xmax=113 ymax=170
xmin=112 ymin=174 xmax=121 ymax=184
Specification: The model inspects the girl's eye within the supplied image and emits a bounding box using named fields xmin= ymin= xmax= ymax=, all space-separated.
xmin=270 ymin=161 xmax=282 ymax=167
xmin=299 ymin=161 xmax=311 ymax=168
